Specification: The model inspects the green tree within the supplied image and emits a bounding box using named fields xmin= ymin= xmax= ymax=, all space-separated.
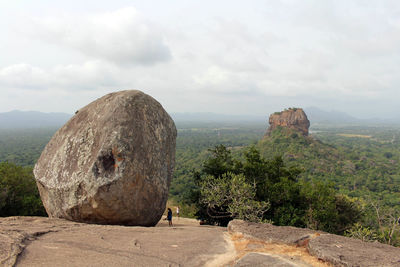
xmin=0 ymin=162 xmax=46 ymax=216
xmin=193 ymin=145 xmax=240 ymax=225
xmin=239 ymin=147 xmax=305 ymax=226
xmin=202 ymin=144 xmax=239 ymax=178
xmin=193 ymin=144 xmax=362 ymax=233
xmin=345 ymin=223 xmax=378 ymax=242
xmin=200 ymin=173 xmax=269 ymax=223
xmin=368 ymin=199 xmax=400 ymax=246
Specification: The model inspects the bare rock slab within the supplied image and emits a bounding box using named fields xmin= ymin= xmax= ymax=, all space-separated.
xmin=228 ymin=220 xmax=320 ymax=246
xmin=234 ymin=253 xmax=306 ymax=267
xmin=34 ymin=90 xmax=177 ymax=226
xmin=0 ymin=217 xmax=228 ymax=267
xmin=228 ymin=220 xmax=400 ymax=267
xmin=308 ymin=234 xmax=400 ymax=267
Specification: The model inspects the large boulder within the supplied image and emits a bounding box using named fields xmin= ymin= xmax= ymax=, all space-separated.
xmin=265 ymin=108 xmax=310 ymax=137
xmin=34 ymin=90 xmax=176 ymax=226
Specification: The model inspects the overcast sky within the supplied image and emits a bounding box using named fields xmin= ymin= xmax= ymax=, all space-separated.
xmin=0 ymin=0 xmax=399 ymax=119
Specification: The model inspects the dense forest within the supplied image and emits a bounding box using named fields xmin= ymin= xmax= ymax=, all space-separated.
xmin=171 ymin=122 xmax=400 ymax=245
xmin=0 ymin=128 xmax=57 ymax=166
xmin=0 ymin=121 xmax=399 ymax=245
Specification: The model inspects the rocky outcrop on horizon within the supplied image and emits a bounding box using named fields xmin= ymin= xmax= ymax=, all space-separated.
xmin=265 ymin=108 xmax=310 ymax=137
xmin=34 ymin=90 xmax=177 ymax=226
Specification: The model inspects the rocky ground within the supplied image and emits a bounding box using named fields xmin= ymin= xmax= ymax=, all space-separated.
xmin=1 ymin=217 xmax=400 ymax=266
xmin=0 ymin=217 xmax=228 ymax=267
xmin=228 ymin=220 xmax=400 ymax=267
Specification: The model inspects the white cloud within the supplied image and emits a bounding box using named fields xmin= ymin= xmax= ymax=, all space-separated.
xmin=1 ymin=1 xmax=400 ymax=118
xmin=30 ymin=7 xmax=171 ymax=66
xmin=0 ymin=64 xmax=49 ymax=90
xmin=53 ymin=61 xmax=118 ymax=89
xmin=0 ymin=61 xmax=119 ymax=92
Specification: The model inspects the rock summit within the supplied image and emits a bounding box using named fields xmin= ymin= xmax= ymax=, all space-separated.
xmin=266 ymin=108 xmax=310 ymax=136
xmin=34 ymin=90 xmax=177 ymax=226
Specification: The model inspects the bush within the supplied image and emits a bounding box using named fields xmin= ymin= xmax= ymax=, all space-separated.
xmin=190 ymin=145 xmax=362 ymax=232
xmin=0 ymin=162 xmax=46 ymax=216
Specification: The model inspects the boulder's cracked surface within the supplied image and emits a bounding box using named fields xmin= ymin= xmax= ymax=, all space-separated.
xmin=34 ymin=90 xmax=176 ymax=226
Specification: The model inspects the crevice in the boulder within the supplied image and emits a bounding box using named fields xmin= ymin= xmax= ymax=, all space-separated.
xmin=92 ymin=164 xmax=100 ymax=177
xmin=100 ymin=153 xmax=115 ymax=173
xmin=92 ymin=152 xmax=116 ymax=178
xmin=76 ymin=182 xmax=86 ymax=198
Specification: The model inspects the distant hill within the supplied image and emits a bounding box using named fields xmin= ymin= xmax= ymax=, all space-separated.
xmin=304 ymin=107 xmax=360 ymax=124
xmin=305 ymin=107 xmax=400 ymax=125
xmin=171 ymin=112 xmax=266 ymax=122
xmin=0 ymin=110 xmax=72 ymax=129
xmin=1 ymin=109 xmax=397 ymax=129
xmin=171 ymin=109 xmax=372 ymax=126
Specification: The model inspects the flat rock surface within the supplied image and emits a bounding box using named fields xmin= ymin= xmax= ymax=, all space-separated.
xmin=234 ymin=253 xmax=308 ymax=267
xmin=228 ymin=220 xmax=321 ymax=246
xmin=308 ymin=233 xmax=400 ymax=267
xmin=3 ymin=217 xmax=398 ymax=266
xmin=0 ymin=217 xmax=228 ymax=267
xmin=228 ymin=220 xmax=400 ymax=267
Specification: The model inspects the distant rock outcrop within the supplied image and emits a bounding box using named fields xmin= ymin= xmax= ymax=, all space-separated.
xmin=265 ymin=108 xmax=310 ymax=136
xmin=34 ymin=90 xmax=177 ymax=226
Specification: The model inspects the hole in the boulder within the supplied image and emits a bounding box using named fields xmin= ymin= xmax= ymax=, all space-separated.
xmin=100 ymin=153 xmax=115 ymax=173
xmin=76 ymin=182 xmax=85 ymax=197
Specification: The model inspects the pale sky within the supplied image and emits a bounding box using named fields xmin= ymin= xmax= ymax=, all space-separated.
xmin=1 ymin=0 xmax=399 ymax=119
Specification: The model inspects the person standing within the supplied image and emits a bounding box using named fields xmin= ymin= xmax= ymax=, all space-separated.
xmin=176 ymin=206 xmax=180 ymax=219
xmin=167 ymin=208 xmax=173 ymax=227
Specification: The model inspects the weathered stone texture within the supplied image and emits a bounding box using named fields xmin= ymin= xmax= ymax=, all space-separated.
xmin=34 ymin=90 xmax=176 ymax=226
xmin=266 ymin=108 xmax=310 ymax=136
xmin=308 ymin=233 xmax=400 ymax=267
xmin=228 ymin=220 xmax=400 ymax=267
xmin=0 ymin=217 xmax=226 ymax=267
